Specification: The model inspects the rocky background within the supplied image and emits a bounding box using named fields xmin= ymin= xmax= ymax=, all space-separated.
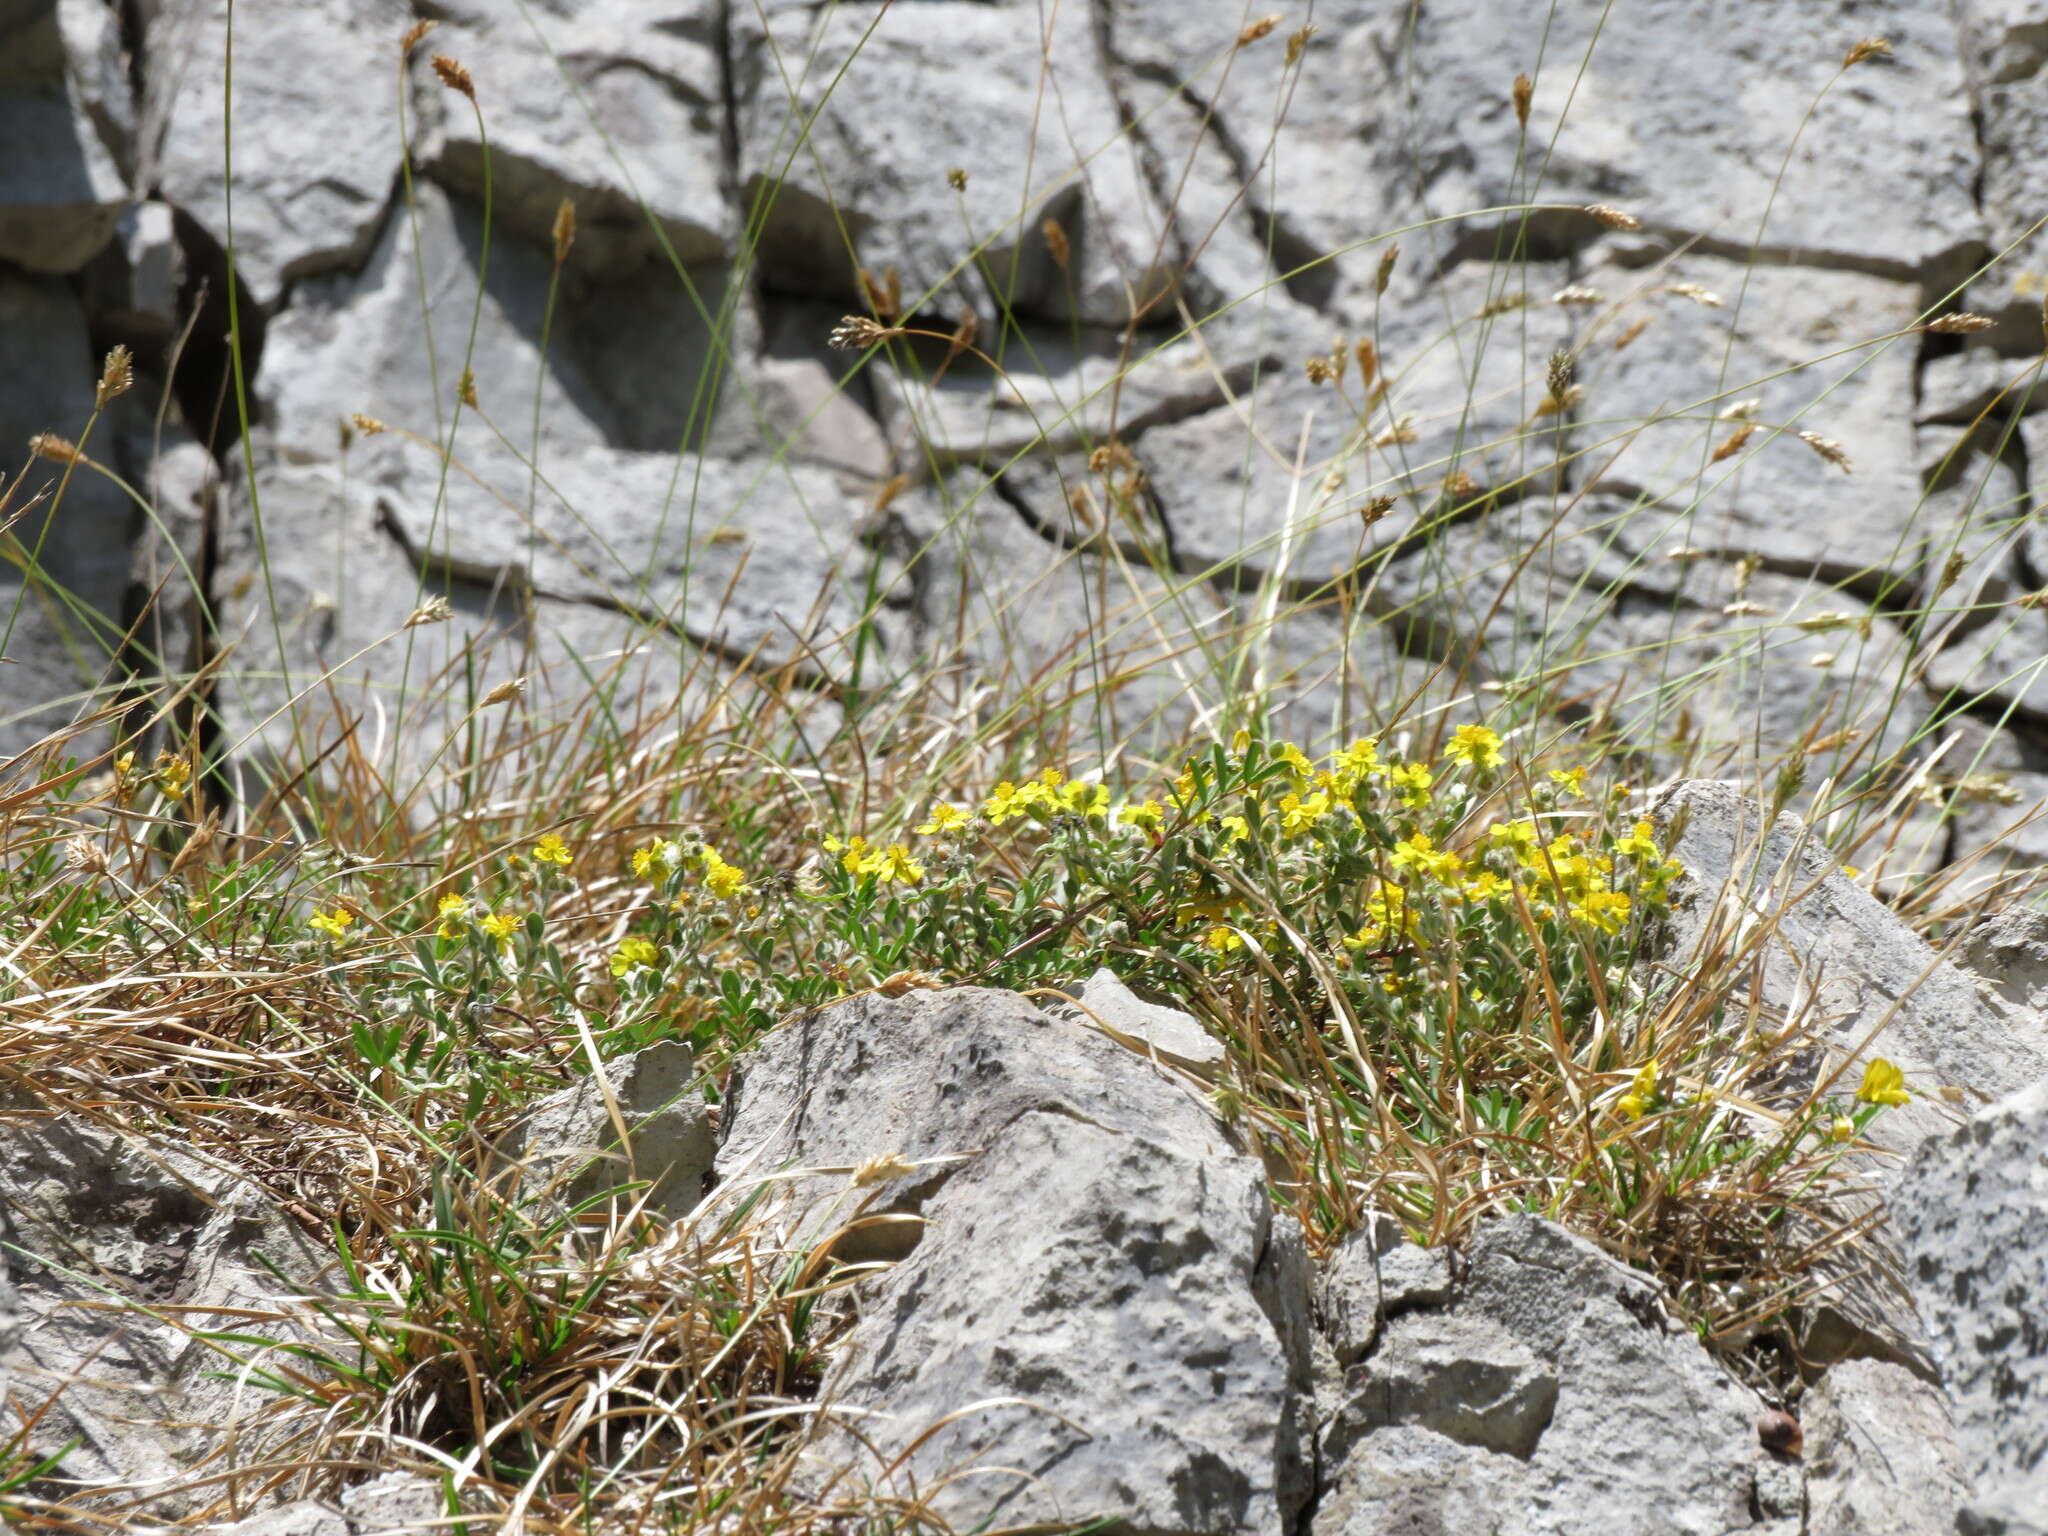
xmin=4 ymin=0 xmax=2048 ymax=868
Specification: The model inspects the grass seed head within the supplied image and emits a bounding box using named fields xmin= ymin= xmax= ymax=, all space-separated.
xmin=479 ymin=677 xmax=526 ymax=707
xmin=1843 ymin=36 xmax=1891 ymax=68
xmin=96 ymin=344 xmax=134 ymax=408
xmin=1797 ymin=429 xmax=1854 ymax=473
xmin=1376 ymin=243 xmax=1399 ymax=295
xmin=29 ymin=432 xmax=81 ymax=464
xmin=404 ymin=595 xmax=454 ymax=628
xmin=552 ymin=198 xmax=576 ymax=265
xmin=1236 ymin=14 xmax=1280 ymax=47
xmin=1924 ymin=311 xmax=1993 ymax=334
xmin=829 ymin=315 xmax=903 ymax=350
xmin=399 ymin=18 xmax=435 ymax=57
xmin=947 ymin=166 xmax=968 ymax=191
xmin=1285 ymin=24 xmax=1315 ymax=66
xmin=350 ymin=412 xmax=387 ymax=435
xmin=1667 ymin=282 xmax=1724 ymax=307
xmin=431 ymin=54 xmax=475 ymax=100
xmin=1512 ymin=72 xmax=1534 ymax=127
xmin=1711 ymin=422 xmax=1759 ymax=462
xmin=1585 ymin=203 xmax=1641 ymax=230
xmin=1041 ymin=217 xmax=1071 ymax=270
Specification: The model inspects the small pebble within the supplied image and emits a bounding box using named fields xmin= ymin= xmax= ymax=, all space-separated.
xmin=1757 ymin=1409 xmax=1803 ymax=1456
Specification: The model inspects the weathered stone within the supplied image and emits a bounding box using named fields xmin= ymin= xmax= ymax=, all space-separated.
xmin=1802 ymin=1358 xmax=1970 ymax=1536
xmin=417 ymin=0 xmax=729 ymax=281
xmin=140 ymin=0 xmax=410 ymax=305
xmin=1892 ymin=1079 xmax=2048 ymax=1536
xmin=714 ymin=988 xmax=1313 ymax=1535
xmin=1317 ymin=1216 xmax=1771 ymax=1536
xmin=735 ymin=1 xmax=1174 ymax=326
xmin=1652 ymin=778 xmax=2048 ymax=1117
xmin=0 ymin=268 xmax=137 ymax=760
xmin=1069 ymin=965 xmax=1224 ymax=1075
xmin=0 ymin=0 xmax=129 ymax=273
xmin=491 ymin=1040 xmax=713 ymax=1215
xmin=1581 ymin=258 xmax=1925 ymax=590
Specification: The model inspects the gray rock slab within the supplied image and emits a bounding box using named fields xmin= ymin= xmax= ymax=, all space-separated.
xmin=1802 ymin=1357 xmax=1970 ymax=1536
xmin=1318 ymin=1215 xmax=1772 ymax=1536
xmin=1892 ymin=1079 xmax=2048 ymax=1536
xmin=735 ymin=1 xmax=1174 ymax=326
xmin=417 ymin=0 xmax=730 ymax=281
xmin=0 ymin=0 xmax=129 ymax=273
xmin=140 ymin=0 xmax=411 ymax=305
xmin=491 ymin=1039 xmax=712 ymax=1216
xmin=714 ymin=987 xmax=1313 ymax=1535
xmin=1069 ymin=965 xmax=1224 ymax=1075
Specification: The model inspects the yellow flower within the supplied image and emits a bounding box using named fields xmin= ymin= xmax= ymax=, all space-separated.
xmin=632 ymin=838 xmax=681 ymax=878
xmin=309 ymin=906 xmax=354 ymax=939
xmin=532 ymin=833 xmax=572 ymax=867
xmin=1616 ymin=1059 xmax=1659 ymax=1120
xmin=701 ymin=851 xmax=746 ymax=900
xmin=1200 ymin=923 xmax=1244 ymax=954
xmin=1617 ymin=1092 xmax=1651 ymax=1121
xmin=1060 ymin=779 xmax=1109 ymax=816
xmin=828 ymin=834 xmax=873 ymax=875
xmin=1219 ymin=814 xmax=1251 ymax=843
xmin=1570 ymin=887 xmax=1632 ymax=934
xmin=154 ymin=752 xmax=192 ymax=797
xmin=1444 ymin=723 xmax=1505 ymax=771
xmin=859 ymin=843 xmax=924 ymax=885
xmin=1462 ymin=869 xmax=1509 ymax=902
xmin=1856 ymin=1057 xmax=1911 ymax=1107
xmin=1345 ymin=884 xmax=1420 ymax=949
xmin=1276 ymin=790 xmax=1332 ymax=838
xmin=1119 ymin=799 xmax=1166 ymax=831
xmin=1489 ymin=818 xmax=1541 ymax=860
xmin=1275 ymin=741 xmax=1314 ymax=780
xmin=1390 ymin=832 xmax=1461 ymax=880
xmin=1230 ymin=727 xmax=1253 ymax=755
xmin=610 ymin=937 xmax=659 ymax=977
xmin=1615 ymin=820 xmax=1660 ymax=860
xmin=1386 ymin=761 xmax=1433 ymax=809
xmin=916 ymin=800 xmax=970 ymax=835
xmin=1548 ymin=765 xmax=1589 ymax=798
xmin=983 ymin=781 xmax=1028 ymax=824
xmin=1333 ymin=736 xmax=1382 ymax=779
xmin=479 ymin=910 xmax=520 ymax=947
xmin=436 ymin=892 xmax=469 ymax=938
xmin=1825 ymin=1114 xmax=1856 ymax=1143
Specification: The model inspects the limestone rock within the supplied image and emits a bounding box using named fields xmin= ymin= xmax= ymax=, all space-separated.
xmin=140 ymin=0 xmax=410 ymax=305
xmin=735 ymin=1 xmax=1174 ymax=326
xmin=0 ymin=0 xmax=130 ymax=274
xmin=417 ymin=0 xmax=730 ymax=281
xmin=1317 ymin=1216 xmax=1772 ymax=1536
xmin=1892 ymin=1080 xmax=2048 ymax=1536
xmin=1069 ymin=964 xmax=1224 ymax=1075
xmin=1802 ymin=1358 xmax=1970 ymax=1536
xmin=714 ymin=987 xmax=1313 ymax=1535
xmin=490 ymin=1040 xmax=713 ymax=1216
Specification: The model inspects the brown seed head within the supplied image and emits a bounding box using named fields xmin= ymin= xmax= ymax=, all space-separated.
xmin=1305 ymin=355 xmax=1336 ymax=385
xmin=1236 ymin=14 xmax=1281 ymax=47
xmin=1360 ymin=495 xmax=1397 ymax=527
xmin=944 ymin=307 xmax=978 ymax=367
xmin=1285 ymin=24 xmax=1315 ymax=67
xmin=1443 ymin=470 xmax=1479 ymax=499
xmin=1354 ymin=338 xmax=1377 ymax=388
xmin=1797 ymin=429 xmax=1854 ymax=473
xmin=947 ymin=166 xmax=968 ymax=192
xmin=1843 ymin=36 xmax=1890 ymax=68
xmin=430 ymin=54 xmax=475 ymax=100
xmin=2017 ymin=588 xmax=2048 ymax=611
xmin=400 ymin=19 xmax=436 ymax=57
xmin=350 ymin=412 xmax=387 ymax=436
xmin=1937 ymin=551 xmax=1966 ymax=594
xmin=1584 ymin=203 xmax=1640 ymax=230
xmin=552 ymin=198 xmax=576 ymax=266
xmin=1477 ymin=291 xmax=1528 ymax=319
xmin=1512 ymin=72 xmax=1533 ymax=128
xmin=1611 ymin=316 xmax=1651 ymax=352
xmin=1041 ymin=217 xmax=1071 ymax=270
xmin=404 ymin=595 xmax=454 ymax=628
xmin=29 ymin=433 xmax=81 ymax=465
xmin=852 ymin=1151 xmax=918 ymax=1185
xmin=457 ymin=368 xmax=478 ymax=409
xmin=1546 ymin=347 xmax=1575 ymax=401
xmin=872 ymin=473 xmax=909 ymax=514
xmin=1376 ymin=244 xmax=1399 ymax=296
xmin=64 ymin=835 xmax=109 ymax=875
xmin=479 ymin=677 xmax=526 ymax=707
xmin=1923 ymin=311 xmax=1994 ymax=334
xmin=828 ymin=315 xmax=902 ymax=350
xmin=1711 ymin=422 xmax=1759 ymax=462
xmin=1757 ymin=1410 xmax=1803 ymax=1456
xmin=96 ymin=344 xmax=134 ymax=408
